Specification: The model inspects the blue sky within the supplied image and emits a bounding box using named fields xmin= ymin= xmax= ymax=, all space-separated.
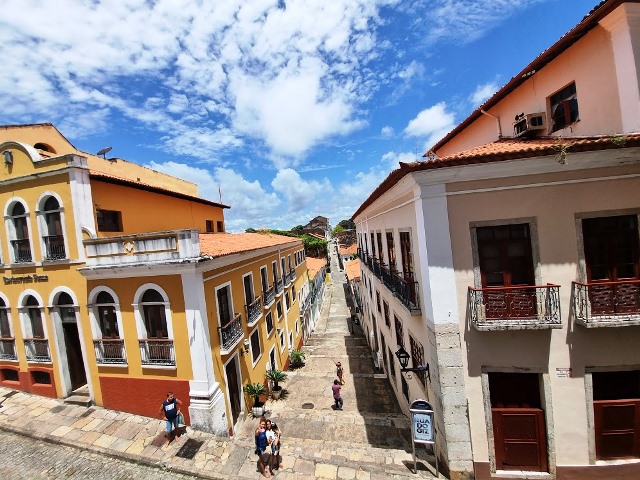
xmin=1 ymin=0 xmax=596 ymax=231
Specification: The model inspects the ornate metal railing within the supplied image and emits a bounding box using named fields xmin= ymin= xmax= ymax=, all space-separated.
xmin=11 ymin=239 xmax=32 ymax=263
xmin=138 ymin=339 xmax=175 ymax=366
xmin=93 ymin=339 xmax=127 ymax=364
xmin=263 ymin=286 xmax=275 ymax=307
xmin=43 ymin=235 xmax=66 ymax=260
xmin=291 ymin=269 xmax=297 ymax=281
xmin=246 ymin=296 xmax=262 ymax=325
xmin=392 ymin=273 xmax=420 ymax=312
xmin=381 ymin=265 xmax=395 ymax=291
xmin=24 ymin=338 xmax=50 ymax=362
xmin=284 ymin=271 xmax=292 ymax=286
xmin=220 ymin=313 xmax=243 ymax=351
xmin=275 ymin=278 xmax=284 ymax=295
xmin=469 ymin=284 xmax=561 ymax=328
xmin=573 ymin=280 xmax=640 ymax=324
xmin=0 ymin=338 xmax=17 ymax=360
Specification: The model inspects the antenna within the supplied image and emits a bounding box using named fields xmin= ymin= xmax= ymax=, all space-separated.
xmin=96 ymin=146 xmax=112 ymax=159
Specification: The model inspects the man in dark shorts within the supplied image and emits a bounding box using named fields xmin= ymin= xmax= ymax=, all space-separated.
xmin=159 ymin=391 xmax=182 ymax=442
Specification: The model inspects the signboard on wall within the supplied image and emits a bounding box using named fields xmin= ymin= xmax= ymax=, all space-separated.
xmin=410 ymin=399 xmax=434 ymax=444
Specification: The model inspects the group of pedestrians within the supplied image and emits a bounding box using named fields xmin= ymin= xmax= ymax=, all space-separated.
xmin=254 ymin=417 xmax=282 ymax=478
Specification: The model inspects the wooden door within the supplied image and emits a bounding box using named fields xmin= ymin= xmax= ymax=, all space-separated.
xmin=477 ymin=224 xmax=536 ymax=319
xmin=489 ymin=372 xmax=547 ymax=472
xmin=583 ymin=215 xmax=640 ymax=315
xmin=225 ymin=358 xmax=241 ymax=426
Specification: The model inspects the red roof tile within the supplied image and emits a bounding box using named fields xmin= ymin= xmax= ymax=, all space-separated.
xmin=306 ymin=257 xmax=327 ymax=279
xmin=339 ymin=244 xmax=358 ymax=256
xmin=353 ymin=134 xmax=640 ymax=219
xmin=344 ymin=259 xmax=361 ymax=281
xmin=199 ymin=233 xmax=301 ymax=258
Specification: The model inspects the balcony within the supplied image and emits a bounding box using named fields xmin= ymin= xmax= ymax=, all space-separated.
xmin=11 ymin=239 xmax=32 ymax=263
xmin=573 ymin=280 xmax=640 ymax=327
xmin=139 ymin=339 xmax=175 ymax=366
xmin=246 ymin=296 xmax=263 ymax=325
xmin=469 ymin=284 xmax=561 ymax=331
xmin=380 ymin=265 xmax=395 ymax=291
xmin=392 ymin=273 xmax=421 ymax=314
xmin=43 ymin=235 xmax=66 ymax=260
xmin=0 ymin=338 xmax=17 ymax=360
xmin=83 ymin=229 xmax=201 ymax=268
xmin=24 ymin=338 xmax=50 ymax=362
xmin=93 ymin=339 xmax=127 ymax=365
xmin=263 ymin=286 xmax=275 ymax=308
xmin=275 ymin=278 xmax=284 ymax=296
xmin=219 ymin=313 xmax=243 ymax=353
xmin=284 ymin=271 xmax=292 ymax=286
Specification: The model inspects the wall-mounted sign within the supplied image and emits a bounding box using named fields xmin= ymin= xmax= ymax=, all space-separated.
xmin=3 ymin=274 xmax=49 ymax=285
xmin=556 ymin=368 xmax=572 ymax=378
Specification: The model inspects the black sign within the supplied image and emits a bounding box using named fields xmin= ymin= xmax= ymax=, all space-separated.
xmin=3 ymin=274 xmax=49 ymax=285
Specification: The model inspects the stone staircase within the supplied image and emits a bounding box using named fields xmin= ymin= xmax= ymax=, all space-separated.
xmin=63 ymin=385 xmax=92 ymax=407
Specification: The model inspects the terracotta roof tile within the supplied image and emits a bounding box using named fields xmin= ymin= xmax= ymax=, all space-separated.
xmin=339 ymin=244 xmax=358 ymax=255
xmin=353 ymin=134 xmax=640 ymax=219
xmin=199 ymin=233 xmax=301 ymax=258
xmin=344 ymin=259 xmax=361 ymax=281
xmin=306 ymin=257 xmax=327 ymax=279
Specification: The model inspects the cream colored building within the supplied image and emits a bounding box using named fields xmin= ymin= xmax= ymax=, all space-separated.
xmin=353 ymin=1 xmax=640 ymax=479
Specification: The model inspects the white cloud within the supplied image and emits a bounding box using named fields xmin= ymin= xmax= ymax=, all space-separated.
xmin=381 ymin=126 xmax=395 ymax=138
xmin=426 ymin=0 xmax=547 ymax=44
xmin=470 ymin=81 xmax=499 ymax=106
xmin=271 ymin=169 xmax=333 ymax=212
xmin=404 ymin=102 xmax=456 ymax=149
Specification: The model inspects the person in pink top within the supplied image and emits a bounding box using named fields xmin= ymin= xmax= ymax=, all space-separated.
xmin=332 ymin=379 xmax=343 ymax=410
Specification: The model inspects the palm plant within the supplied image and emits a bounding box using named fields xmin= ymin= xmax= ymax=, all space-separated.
xmin=290 ymin=349 xmax=306 ymax=368
xmin=244 ymin=382 xmax=266 ymax=407
xmin=266 ymin=369 xmax=287 ymax=391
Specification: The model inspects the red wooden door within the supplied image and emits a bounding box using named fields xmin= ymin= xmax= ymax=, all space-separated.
xmin=594 ymin=399 xmax=640 ymax=459
xmin=492 ymin=408 xmax=547 ymax=471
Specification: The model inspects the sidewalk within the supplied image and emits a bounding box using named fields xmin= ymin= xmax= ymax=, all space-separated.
xmin=0 ymin=247 xmax=441 ymax=479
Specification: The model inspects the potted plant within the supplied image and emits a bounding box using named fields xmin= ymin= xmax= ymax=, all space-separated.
xmin=290 ymin=349 xmax=306 ymax=368
xmin=266 ymin=369 xmax=287 ymax=400
xmin=244 ymin=382 xmax=267 ymax=417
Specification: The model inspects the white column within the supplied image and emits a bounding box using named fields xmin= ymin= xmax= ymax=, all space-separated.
xmin=413 ymin=183 xmax=459 ymax=326
xmin=181 ymin=271 xmax=227 ymax=435
xmin=600 ymin=3 xmax=640 ymax=133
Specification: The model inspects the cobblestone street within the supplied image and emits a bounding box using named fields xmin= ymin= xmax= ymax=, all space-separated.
xmin=0 ymin=430 xmax=195 ymax=479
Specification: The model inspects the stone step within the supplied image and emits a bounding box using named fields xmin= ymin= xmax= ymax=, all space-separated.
xmin=64 ymin=394 xmax=92 ymax=407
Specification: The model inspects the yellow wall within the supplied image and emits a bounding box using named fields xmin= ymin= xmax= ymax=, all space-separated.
xmin=90 ymin=179 xmax=225 ymax=236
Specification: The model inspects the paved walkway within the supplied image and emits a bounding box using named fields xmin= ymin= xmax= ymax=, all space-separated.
xmin=0 ymin=244 xmax=440 ymax=479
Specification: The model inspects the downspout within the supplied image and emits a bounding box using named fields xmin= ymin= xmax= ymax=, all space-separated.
xmin=480 ymin=109 xmax=502 ymax=139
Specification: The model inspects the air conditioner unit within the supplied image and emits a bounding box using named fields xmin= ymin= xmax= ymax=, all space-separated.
xmin=513 ymin=113 xmax=547 ymax=137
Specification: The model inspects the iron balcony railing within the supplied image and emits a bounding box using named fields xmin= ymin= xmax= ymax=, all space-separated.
xmin=392 ymin=273 xmax=421 ymax=313
xmin=275 ymin=278 xmax=284 ymax=295
xmin=43 ymin=235 xmax=66 ymax=260
xmin=246 ymin=296 xmax=262 ymax=325
xmin=93 ymin=339 xmax=127 ymax=364
xmin=263 ymin=286 xmax=275 ymax=307
xmin=284 ymin=271 xmax=292 ymax=286
xmin=573 ymin=279 xmax=640 ymax=324
xmin=0 ymin=338 xmax=17 ymax=360
xmin=469 ymin=284 xmax=561 ymax=328
xmin=380 ymin=265 xmax=395 ymax=290
xmin=291 ymin=269 xmax=297 ymax=281
xmin=24 ymin=338 xmax=50 ymax=362
xmin=138 ymin=339 xmax=175 ymax=366
xmin=220 ymin=313 xmax=243 ymax=352
xmin=11 ymin=239 xmax=32 ymax=263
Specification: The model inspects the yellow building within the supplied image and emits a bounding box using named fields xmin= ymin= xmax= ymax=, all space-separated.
xmin=0 ymin=124 xmax=307 ymax=435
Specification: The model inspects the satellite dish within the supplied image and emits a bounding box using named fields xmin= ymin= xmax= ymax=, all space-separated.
xmin=96 ymin=146 xmax=112 ymax=159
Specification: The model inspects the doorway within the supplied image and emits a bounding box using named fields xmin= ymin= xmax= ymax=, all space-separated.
xmin=489 ymin=372 xmax=547 ymax=472
xmin=225 ymin=356 xmax=242 ymax=427
xmin=58 ymin=293 xmax=86 ymax=391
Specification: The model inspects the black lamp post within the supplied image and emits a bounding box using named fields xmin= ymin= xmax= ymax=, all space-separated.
xmin=395 ymin=346 xmax=430 ymax=380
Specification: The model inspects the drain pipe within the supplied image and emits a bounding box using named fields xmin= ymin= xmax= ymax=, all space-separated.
xmin=480 ymin=109 xmax=502 ymax=139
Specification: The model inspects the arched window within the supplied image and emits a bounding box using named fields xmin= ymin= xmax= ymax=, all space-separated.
xmin=56 ymin=292 xmax=76 ymax=323
xmin=0 ymin=298 xmax=10 ymax=338
xmin=10 ymin=202 xmax=32 ymax=263
xmin=95 ymin=291 xmax=119 ymax=338
xmin=42 ymin=196 xmax=66 ymax=260
xmin=26 ymin=295 xmax=44 ymax=338
xmin=141 ymin=289 xmax=168 ymax=338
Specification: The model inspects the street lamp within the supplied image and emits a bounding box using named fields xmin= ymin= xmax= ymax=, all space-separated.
xmin=395 ymin=346 xmax=430 ymax=380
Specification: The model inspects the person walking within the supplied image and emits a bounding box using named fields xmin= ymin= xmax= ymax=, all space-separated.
xmin=332 ymin=379 xmax=343 ymax=410
xmin=254 ymin=417 xmax=271 ymax=478
xmin=334 ymin=361 xmax=345 ymax=385
xmin=159 ymin=392 xmax=182 ymax=443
